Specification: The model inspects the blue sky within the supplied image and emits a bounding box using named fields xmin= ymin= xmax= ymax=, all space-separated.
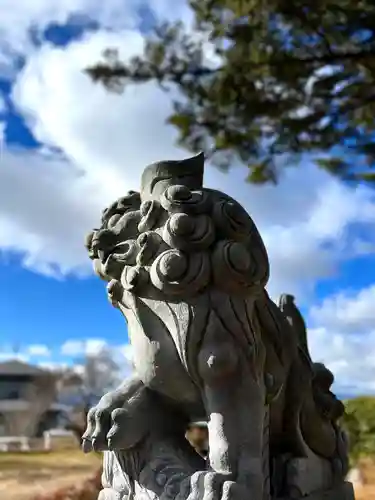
xmin=0 ymin=0 xmax=375 ymax=397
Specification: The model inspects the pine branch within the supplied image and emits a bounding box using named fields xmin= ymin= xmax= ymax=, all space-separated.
xmin=86 ymin=46 xmax=375 ymax=87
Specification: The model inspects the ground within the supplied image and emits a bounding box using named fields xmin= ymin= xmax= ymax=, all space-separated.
xmin=356 ymin=485 xmax=375 ymax=500
xmin=0 ymin=449 xmax=100 ymax=500
xmin=0 ymin=449 xmax=373 ymax=499
xmin=354 ymin=460 xmax=375 ymax=500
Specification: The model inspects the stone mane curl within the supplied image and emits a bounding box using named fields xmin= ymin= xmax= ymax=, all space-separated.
xmin=85 ymin=154 xmax=270 ymax=303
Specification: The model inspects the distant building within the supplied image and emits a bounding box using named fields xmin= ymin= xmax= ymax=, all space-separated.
xmin=0 ymin=359 xmax=71 ymax=437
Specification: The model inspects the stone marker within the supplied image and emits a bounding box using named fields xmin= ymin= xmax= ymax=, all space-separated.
xmin=82 ymin=153 xmax=355 ymax=500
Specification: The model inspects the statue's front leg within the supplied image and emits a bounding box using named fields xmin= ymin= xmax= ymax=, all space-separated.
xmin=197 ymin=314 xmax=266 ymax=500
xmin=82 ymin=373 xmax=145 ymax=452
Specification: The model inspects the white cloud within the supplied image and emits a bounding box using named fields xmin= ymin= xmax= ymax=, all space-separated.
xmin=0 ymin=351 xmax=30 ymax=362
xmin=60 ymin=340 xmax=85 ymax=356
xmin=146 ymin=0 xmax=192 ymax=23
xmin=0 ymin=341 xmax=131 ymax=379
xmin=308 ymin=285 xmax=375 ymax=396
xmin=27 ymin=344 xmax=51 ymax=356
xmin=85 ymin=339 xmax=109 ymax=356
xmin=0 ymin=94 xmax=6 ymax=113
xmin=0 ymin=122 xmax=5 ymax=156
xmin=309 ymin=285 xmax=375 ymax=335
xmin=0 ymin=148 xmax=102 ymax=275
xmin=37 ymin=361 xmax=70 ymax=372
xmin=4 ymin=28 xmax=373 ymax=298
xmin=0 ymin=0 xmax=144 ymax=76
xmin=13 ymin=28 xmax=188 ymax=190
xmin=60 ymin=338 xmax=132 ymax=380
xmin=0 ymin=0 xmax=195 ymax=78
xmin=60 ymin=338 xmax=108 ymax=356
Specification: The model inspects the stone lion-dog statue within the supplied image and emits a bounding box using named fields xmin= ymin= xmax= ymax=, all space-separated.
xmin=82 ymin=153 xmax=353 ymax=500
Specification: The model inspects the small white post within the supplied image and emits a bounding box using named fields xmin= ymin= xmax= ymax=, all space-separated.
xmin=21 ymin=437 xmax=30 ymax=451
xmin=44 ymin=431 xmax=51 ymax=451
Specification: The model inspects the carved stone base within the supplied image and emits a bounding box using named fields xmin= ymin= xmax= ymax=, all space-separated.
xmin=276 ymin=481 xmax=355 ymax=500
xmin=98 ymin=482 xmax=355 ymax=500
xmin=100 ymin=451 xmax=355 ymax=500
xmin=270 ymin=451 xmax=353 ymax=500
xmin=100 ymin=451 xmax=132 ymax=500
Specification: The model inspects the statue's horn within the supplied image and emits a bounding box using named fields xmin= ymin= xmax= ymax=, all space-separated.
xmin=141 ymin=153 xmax=205 ymax=201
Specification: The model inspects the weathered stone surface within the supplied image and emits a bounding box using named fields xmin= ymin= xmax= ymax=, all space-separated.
xmin=276 ymin=482 xmax=354 ymax=500
xmin=83 ymin=154 xmax=355 ymax=500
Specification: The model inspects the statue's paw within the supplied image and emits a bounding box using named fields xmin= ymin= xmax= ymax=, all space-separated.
xmin=180 ymin=473 xmax=248 ymax=500
xmin=220 ymin=481 xmax=249 ymax=500
xmin=182 ymin=471 xmax=232 ymax=500
xmin=106 ymin=407 xmax=148 ymax=451
xmin=82 ymin=403 xmax=117 ymax=453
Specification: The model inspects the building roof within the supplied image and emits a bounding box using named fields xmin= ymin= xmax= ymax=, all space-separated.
xmin=49 ymin=403 xmax=72 ymax=413
xmin=0 ymin=400 xmax=72 ymax=414
xmin=0 ymin=399 xmax=31 ymax=412
xmin=0 ymin=360 xmax=51 ymax=377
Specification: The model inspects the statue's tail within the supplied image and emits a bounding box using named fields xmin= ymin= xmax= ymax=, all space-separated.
xmin=278 ymin=294 xmax=312 ymax=365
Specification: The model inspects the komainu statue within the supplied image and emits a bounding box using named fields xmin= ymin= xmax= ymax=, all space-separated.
xmin=83 ymin=154 xmax=354 ymax=500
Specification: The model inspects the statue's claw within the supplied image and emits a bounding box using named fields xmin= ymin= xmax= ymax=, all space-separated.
xmin=185 ymin=471 xmax=232 ymax=500
xmin=81 ymin=407 xmax=96 ymax=453
xmin=106 ymin=408 xmax=128 ymax=449
xmin=82 ymin=376 xmax=150 ymax=453
xmin=82 ymin=403 xmax=117 ymax=453
xmin=220 ymin=481 xmax=249 ymax=500
xmin=183 ymin=472 xmax=248 ymax=500
xmin=106 ymin=407 xmax=149 ymax=451
xmin=81 ymin=437 xmax=92 ymax=454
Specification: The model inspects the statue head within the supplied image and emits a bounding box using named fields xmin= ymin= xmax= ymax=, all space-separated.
xmin=85 ymin=154 xmax=269 ymax=307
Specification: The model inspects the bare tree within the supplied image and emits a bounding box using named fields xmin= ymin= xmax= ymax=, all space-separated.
xmin=22 ymin=373 xmax=59 ymax=437
xmin=58 ymin=346 xmax=123 ymax=443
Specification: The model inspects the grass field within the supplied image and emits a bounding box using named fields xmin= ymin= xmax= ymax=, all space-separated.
xmin=0 ymin=449 xmax=100 ymax=500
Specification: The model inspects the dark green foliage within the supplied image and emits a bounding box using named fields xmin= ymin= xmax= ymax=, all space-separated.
xmin=341 ymin=396 xmax=375 ymax=464
xmin=86 ymin=1 xmax=375 ymax=184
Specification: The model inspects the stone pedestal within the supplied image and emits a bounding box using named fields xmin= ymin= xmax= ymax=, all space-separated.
xmin=100 ymin=451 xmax=355 ymax=500
xmin=277 ymin=482 xmax=355 ymax=500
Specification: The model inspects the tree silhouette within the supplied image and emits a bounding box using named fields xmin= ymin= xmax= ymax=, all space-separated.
xmin=341 ymin=396 xmax=375 ymax=464
xmin=86 ymin=1 xmax=375 ymax=185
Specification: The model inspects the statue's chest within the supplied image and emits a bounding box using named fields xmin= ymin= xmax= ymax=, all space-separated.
xmin=125 ymin=299 xmax=202 ymax=406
